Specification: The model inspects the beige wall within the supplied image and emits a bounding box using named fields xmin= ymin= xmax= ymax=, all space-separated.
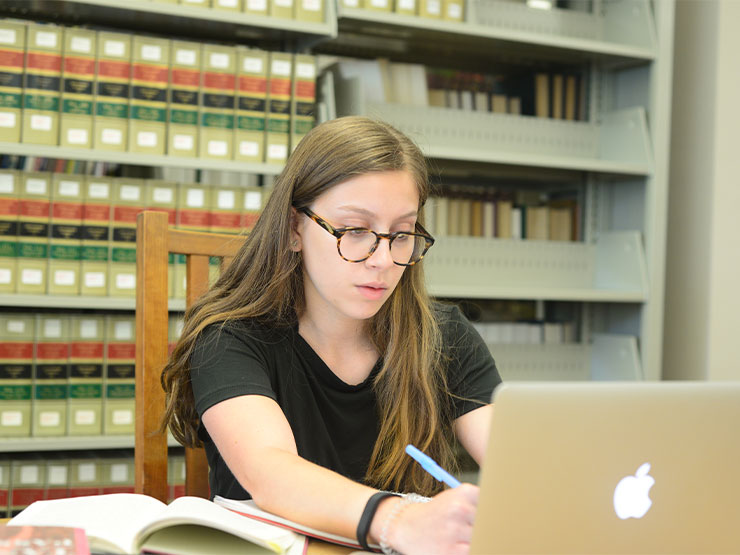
xmin=663 ymin=0 xmax=740 ymax=380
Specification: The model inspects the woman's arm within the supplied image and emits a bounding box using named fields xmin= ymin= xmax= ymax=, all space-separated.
xmin=203 ymin=394 xmax=478 ymax=555
xmin=454 ymin=404 xmax=493 ymax=465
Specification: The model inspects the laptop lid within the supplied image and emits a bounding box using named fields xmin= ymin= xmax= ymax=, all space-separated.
xmin=471 ymin=382 xmax=740 ymax=554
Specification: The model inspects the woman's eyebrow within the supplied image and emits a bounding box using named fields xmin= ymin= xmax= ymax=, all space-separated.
xmin=337 ymin=205 xmax=418 ymax=220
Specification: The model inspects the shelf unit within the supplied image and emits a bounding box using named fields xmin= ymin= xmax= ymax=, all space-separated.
xmin=0 ymin=1 xmax=676 ymax=454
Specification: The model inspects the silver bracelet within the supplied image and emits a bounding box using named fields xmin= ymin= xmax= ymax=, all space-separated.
xmin=379 ymin=493 xmax=431 ymax=555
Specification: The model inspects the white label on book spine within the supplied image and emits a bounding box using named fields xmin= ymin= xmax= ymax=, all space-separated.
xmin=186 ymin=188 xmax=205 ymax=207
xmin=173 ymin=134 xmax=194 ymax=150
xmin=1 ymin=411 xmax=22 ymax=426
xmin=207 ymin=140 xmax=227 ymax=157
xmin=153 ymin=187 xmax=174 ymax=203
xmin=247 ymin=0 xmax=267 ymax=10
xmin=88 ymin=182 xmax=109 ymax=198
xmin=59 ymin=180 xmax=80 ymax=196
xmin=137 ymin=131 xmax=157 ymax=147
xmin=175 ymin=49 xmax=196 ymax=66
xmin=276 ymin=0 xmax=293 ymax=6
xmin=244 ymin=191 xmax=261 ymax=210
xmin=54 ymin=270 xmax=76 ymax=286
xmin=44 ymin=318 xmax=62 ymax=338
xmin=271 ymin=59 xmax=291 ymax=76
xmin=210 ymin=53 xmax=229 ymax=69
xmin=70 ymin=36 xmax=92 ymax=53
xmin=141 ymin=45 xmax=162 ymax=61
xmin=0 ymin=269 xmax=10 ymax=284
xmin=120 ymin=185 xmax=141 ymax=201
xmin=217 ymin=190 xmax=235 ymax=209
xmin=84 ymin=272 xmax=105 ymax=288
xmin=303 ymin=0 xmax=321 ymax=10
xmin=78 ymin=463 xmax=96 ymax=482
xmin=21 ymin=268 xmax=42 ymax=285
xmin=243 ymin=57 xmax=263 ymax=73
xmin=217 ymin=0 xmax=238 ymax=6
xmin=80 ymin=319 xmax=98 ymax=338
xmin=116 ymin=273 xmax=135 ymax=290
xmin=104 ymin=40 xmax=125 ymax=57
xmin=67 ymin=128 xmax=88 ymax=144
xmin=101 ymin=128 xmax=122 ymax=145
xmin=36 ymin=31 xmax=58 ymax=48
xmin=20 ymin=465 xmax=39 ymax=484
xmin=399 ymin=0 xmax=414 ymax=8
xmin=239 ymin=141 xmax=258 ymax=156
xmin=113 ymin=409 xmax=133 ymax=425
xmin=115 ymin=320 xmax=133 ymax=340
xmin=39 ymin=411 xmax=60 ymax=427
xmin=26 ymin=178 xmax=47 ymax=195
xmin=0 ymin=112 xmax=16 ymax=127
xmin=0 ymin=29 xmax=16 ymax=44
xmin=296 ymin=63 xmax=315 ymax=79
xmin=48 ymin=465 xmax=67 ymax=485
xmin=267 ymin=144 xmax=288 ymax=160
xmin=0 ymin=174 xmax=13 ymax=192
xmin=370 ymin=0 xmax=388 ymax=7
xmin=343 ymin=0 xmax=359 ymax=6
xmin=447 ymin=2 xmax=461 ymax=18
xmin=426 ymin=0 xmax=440 ymax=13
xmin=7 ymin=320 xmax=25 ymax=333
xmin=74 ymin=410 xmax=95 ymax=425
xmin=111 ymin=463 xmax=128 ymax=483
xmin=30 ymin=114 xmax=52 ymax=131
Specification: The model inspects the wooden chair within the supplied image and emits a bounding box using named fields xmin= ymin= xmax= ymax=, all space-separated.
xmin=134 ymin=210 xmax=246 ymax=503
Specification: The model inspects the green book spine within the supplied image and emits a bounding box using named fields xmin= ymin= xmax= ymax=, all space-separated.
xmin=103 ymin=316 xmax=135 ymax=434
xmin=0 ymin=170 xmax=19 ymax=294
xmin=168 ymin=41 xmax=201 ymax=157
xmin=108 ymin=178 xmax=144 ymax=297
xmin=0 ymin=21 xmax=26 ymax=143
xmin=200 ymin=45 xmax=236 ymax=160
xmin=129 ymin=36 xmax=169 ymax=155
xmin=0 ymin=314 xmax=34 ymax=437
xmin=22 ymin=24 xmax=62 ymax=145
xmin=94 ymin=32 xmax=131 ymax=151
xmin=234 ymin=47 xmax=267 ymax=163
xmin=17 ymin=172 xmax=50 ymax=294
xmin=60 ymin=28 xmax=96 ymax=148
xmin=48 ymin=174 xmax=83 ymax=295
xmin=68 ymin=315 xmax=104 ymax=435
xmin=32 ymin=315 xmax=69 ymax=437
xmin=265 ymin=52 xmax=292 ymax=164
xmin=81 ymin=177 xmax=111 ymax=296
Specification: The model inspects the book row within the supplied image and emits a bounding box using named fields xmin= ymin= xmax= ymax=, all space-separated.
xmin=334 ymin=59 xmax=587 ymax=120
xmin=0 ymin=19 xmax=317 ymax=163
xmin=0 ymin=169 xmax=267 ymax=297
xmin=470 ymin=320 xmax=577 ymax=346
xmin=339 ymin=0 xmax=465 ymax=22
xmin=425 ymin=190 xmax=580 ymax=241
xmin=157 ymin=0 xmax=326 ymax=22
xmin=0 ymin=450 xmax=186 ymax=517
xmin=0 ymin=311 xmax=183 ymax=439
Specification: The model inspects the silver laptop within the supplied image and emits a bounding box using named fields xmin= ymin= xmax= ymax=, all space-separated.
xmin=471 ymin=381 xmax=740 ymax=554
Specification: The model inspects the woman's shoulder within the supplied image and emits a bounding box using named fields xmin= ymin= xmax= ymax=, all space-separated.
xmin=198 ymin=316 xmax=294 ymax=348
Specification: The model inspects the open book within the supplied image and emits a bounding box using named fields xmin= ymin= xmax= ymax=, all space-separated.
xmin=7 ymin=493 xmax=307 ymax=555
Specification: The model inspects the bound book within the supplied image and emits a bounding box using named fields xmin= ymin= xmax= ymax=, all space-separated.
xmin=8 ymin=493 xmax=308 ymax=555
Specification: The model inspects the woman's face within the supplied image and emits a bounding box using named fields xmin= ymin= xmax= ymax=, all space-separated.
xmin=295 ymin=170 xmax=420 ymax=326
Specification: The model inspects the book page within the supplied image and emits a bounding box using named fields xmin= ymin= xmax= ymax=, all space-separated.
xmin=8 ymin=493 xmax=167 ymax=554
xmin=136 ymin=496 xmax=300 ymax=554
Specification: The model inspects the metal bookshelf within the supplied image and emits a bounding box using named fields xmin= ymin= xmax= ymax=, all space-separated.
xmin=1 ymin=295 xmax=186 ymax=312
xmin=0 ymin=434 xmax=180 ymax=453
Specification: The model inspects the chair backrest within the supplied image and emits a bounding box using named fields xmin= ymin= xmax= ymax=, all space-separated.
xmin=135 ymin=210 xmax=247 ymax=503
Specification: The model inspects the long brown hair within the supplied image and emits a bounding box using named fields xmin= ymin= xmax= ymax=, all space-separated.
xmin=161 ymin=116 xmax=457 ymax=496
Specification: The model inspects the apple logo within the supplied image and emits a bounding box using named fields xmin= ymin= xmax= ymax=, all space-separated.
xmin=613 ymin=462 xmax=655 ymax=519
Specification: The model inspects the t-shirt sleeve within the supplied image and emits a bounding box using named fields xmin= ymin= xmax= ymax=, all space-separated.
xmin=190 ymin=322 xmax=277 ymax=419
xmin=440 ymin=305 xmax=503 ymax=419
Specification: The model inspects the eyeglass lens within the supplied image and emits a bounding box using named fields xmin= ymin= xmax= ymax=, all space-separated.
xmin=339 ymin=230 xmax=426 ymax=264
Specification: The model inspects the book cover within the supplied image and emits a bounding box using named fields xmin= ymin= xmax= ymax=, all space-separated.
xmin=10 ymin=458 xmax=46 ymax=513
xmin=94 ymin=32 xmax=131 ymax=151
xmin=22 ymin=24 xmax=62 ymax=145
xmin=48 ymin=173 xmax=83 ymax=295
xmin=290 ymin=54 xmax=316 ymax=154
xmin=200 ymin=44 xmax=236 ymax=160
xmin=210 ymin=186 xmax=243 ymax=235
xmin=108 ymin=177 xmax=144 ymax=297
xmin=129 ymin=35 xmax=169 ymax=155
xmin=240 ymin=186 xmax=263 ymax=234
xmin=0 ymin=314 xmax=34 ymax=437
xmin=0 ymin=21 xmax=26 ymax=143
xmin=168 ymin=41 xmax=201 ymax=158
xmin=269 ymin=0 xmax=294 ymax=18
xmin=244 ymin=0 xmax=268 ymax=16
xmin=0 ymin=525 xmax=89 ymax=555
xmin=235 ymin=47 xmax=267 ymax=163
xmin=80 ymin=176 xmax=111 ymax=296
xmin=17 ymin=172 xmax=50 ymax=295
xmin=103 ymin=315 xmax=135 ymax=435
xmin=0 ymin=169 xmax=19 ymax=294
xmin=68 ymin=315 xmax=104 ymax=436
xmin=265 ymin=52 xmax=292 ymax=165
xmin=60 ymin=27 xmax=96 ymax=149
xmin=32 ymin=315 xmax=69 ymax=437
xmin=295 ymin=0 xmax=324 ymax=22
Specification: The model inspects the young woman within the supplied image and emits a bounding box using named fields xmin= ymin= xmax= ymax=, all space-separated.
xmin=162 ymin=116 xmax=501 ymax=555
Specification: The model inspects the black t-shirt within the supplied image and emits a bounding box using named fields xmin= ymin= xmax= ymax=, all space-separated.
xmin=190 ymin=304 xmax=501 ymax=500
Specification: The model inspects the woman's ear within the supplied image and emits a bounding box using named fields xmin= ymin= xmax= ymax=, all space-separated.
xmin=290 ymin=207 xmax=302 ymax=252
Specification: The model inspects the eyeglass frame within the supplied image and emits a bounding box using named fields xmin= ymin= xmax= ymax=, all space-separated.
xmin=296 ymin=207 xmax=435 ymax=267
